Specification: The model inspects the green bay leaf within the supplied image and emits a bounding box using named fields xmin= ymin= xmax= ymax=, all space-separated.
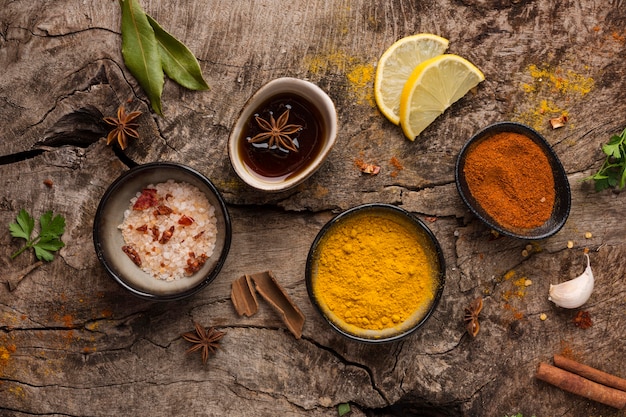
xmin=146 ymin=14 xmax=209 ymax=91
xmin=120 ymin=0 xmax=164 ymax=114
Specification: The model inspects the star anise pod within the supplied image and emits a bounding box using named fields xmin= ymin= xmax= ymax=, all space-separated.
xmin=103 ymin=106 xmax=141 ymax=150
xmin=464 ymin=297 xmax=483 ymax=337
xmin=181 ymin=322 xmax=225 ymax=364
xmin=248 ymin=109 xmax=302 ymax=152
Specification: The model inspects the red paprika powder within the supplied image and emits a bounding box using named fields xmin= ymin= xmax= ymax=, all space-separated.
xmin=463 ymin=131 xmax=555 ymax=229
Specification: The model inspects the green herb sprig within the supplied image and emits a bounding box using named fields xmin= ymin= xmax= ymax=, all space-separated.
xmin=119 ymin=0 xmax=209 ymax=115
xmin=9 ymin=209 xmax=66 ymax=262
xmin=586 ymin=127 xmax=626 ymax=191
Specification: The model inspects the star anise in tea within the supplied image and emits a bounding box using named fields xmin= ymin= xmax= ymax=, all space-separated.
xmin=103 ymin=106 xmax=141 ymax=150
xmin=248 ymin=109 xmax=302 ymax=152
xmin=181 ymin=322 xmax=225 ymax=364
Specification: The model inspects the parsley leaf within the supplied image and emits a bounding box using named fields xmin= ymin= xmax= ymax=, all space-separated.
xmin=9 ymin=209 xmax=66 ymax=262
xmin=586 ymin=127 xmax=626 ymax=191
xmin=9 ymin=209 xmax=34 ymax=240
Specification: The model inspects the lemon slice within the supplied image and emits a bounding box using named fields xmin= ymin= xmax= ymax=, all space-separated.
xmin=374 ymin=34 xmax=449 ymax=125
xmin=399 ymin=54 xmax=484 ymax=140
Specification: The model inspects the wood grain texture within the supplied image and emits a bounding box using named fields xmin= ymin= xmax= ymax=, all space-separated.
xmin=1 ymin=0 xmax=625 ymax=416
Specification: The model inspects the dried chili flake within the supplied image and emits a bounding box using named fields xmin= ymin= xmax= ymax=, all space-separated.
xmin=136 ymin=224 xmax=148 ymax=233
xmin=185 ymin=252 xmax=208 ymax=275
xmin=159 ymin=226 xmax=175 ymax=244
xmin=355 ymin=158 xmax=380 ymax=175
xmin=154 ymin=205 xmax=173 ymax=216
xmin=573 ymin=310 xmax=592 ymax=329
xmin=550 ymin=114 xmax=568 ymax=129
xmin=178 ymin=215 xmax=195 ymax=226
xmin=151 ymin=225 xmax=160 ymax=241
xmin=133 ymin=189 xmax=159 ymax=210
xmin=122 ymin=245 xmax=142 ymax=266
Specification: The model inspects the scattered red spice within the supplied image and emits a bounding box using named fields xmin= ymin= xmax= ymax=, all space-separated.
xmin=559 ymin=339 xmax=582 ymax=361
xmin=355 ymin=158 xmax=380 ymax=175
xmin=573 ymin=310 xmax=593 ymax=329
xmin=62 ymin=314 xmax=73 ymax=327
xmin=612 ymin=31 xmax=626 ymax=43
xmin=503 ymin=302 xmax=525 ymax=320
xmin=389 ymin=156 xmax=404 ymax=177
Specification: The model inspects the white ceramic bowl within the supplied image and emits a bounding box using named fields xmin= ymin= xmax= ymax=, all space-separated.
xmin=228 ymin=77 xmax=338 ymax=192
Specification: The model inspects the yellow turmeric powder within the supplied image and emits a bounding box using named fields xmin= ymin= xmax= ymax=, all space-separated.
xmin=311 ymin=209 xmax=441 ymax=338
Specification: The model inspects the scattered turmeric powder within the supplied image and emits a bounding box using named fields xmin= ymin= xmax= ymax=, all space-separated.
xmin=311 ymin=209 xmax=441 ymax=338
xmin=0 ymin=343 xmax=16 ymax=377
xmin=516 ymin=64 xmax=594 ymax=131
xmin=306 ymin=50 xmax=374 ymax=106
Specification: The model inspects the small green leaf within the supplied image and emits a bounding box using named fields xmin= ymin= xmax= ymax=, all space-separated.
xmin=586 ymin=127 xmax=626 ymax=191
xmin=337 ymin=403 xmax=351 ymax=416
xmin=602 ymin=142 xmax=621 ymax=159
xmin=120 ymin=0 xmax=164 ymax=114
xmin=146 ymin=14 xmax=209 ymax=91
xmin=594 ymin=177 xmax=610 ymax=191
xmin=36 ymin=236 xmax=65 ymax=252
xmin=9 ymin=209 xmax=34 ymax=240
xmin=40 ymin=211 xmax=66 ymax=239
xmin=34 ymin=246 xmax=55 ymax=262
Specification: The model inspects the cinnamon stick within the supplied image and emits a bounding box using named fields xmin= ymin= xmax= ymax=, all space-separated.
xmin=554 ymin=354 xmax=626 ymax=393
xmin=536 ymin=362 xmax=626 ymax=409
xmin=230 ymin=274 xmax=258 ymax=317
xmin=250 ymin=271 xmax=305 ymax=339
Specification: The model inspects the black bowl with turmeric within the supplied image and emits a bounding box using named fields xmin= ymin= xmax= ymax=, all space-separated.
xmin=305 ymin=204 xmax=445 ymax=343
xmin=455 ymin=122 xmax=571 ymax=240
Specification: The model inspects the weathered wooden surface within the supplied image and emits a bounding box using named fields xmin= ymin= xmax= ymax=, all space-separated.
xmin=1 ymin=0 xmax=625 ymax=416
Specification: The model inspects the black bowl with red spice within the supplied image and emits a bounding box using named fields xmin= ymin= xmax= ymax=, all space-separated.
xmin=93 ymin=162 xmax=232 ymax=301
xmin=455 ymin=122 xmax=571 ymax=240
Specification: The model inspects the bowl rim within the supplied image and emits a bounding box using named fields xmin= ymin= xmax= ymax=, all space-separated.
xmin=93 ymin=162 xmax=232 ymax=301
xmin=455 ymin=121 xmax=571 ymax=240
xmin=305 ymin=203 xmax=446 ymax=343
xmin=227 ymin=77 xmax=338 ymax=192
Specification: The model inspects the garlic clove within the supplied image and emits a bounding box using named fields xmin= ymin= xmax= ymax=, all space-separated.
xmin=548 ymin=254 xmax=594 ymax=309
